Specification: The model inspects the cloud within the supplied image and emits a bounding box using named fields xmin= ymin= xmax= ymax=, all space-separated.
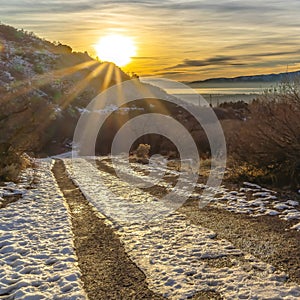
xmin=166 ymin=56 xmax=243 ymax=69
xmin=249 ymin=50 xmax=300 ymax=58
xmin=166 ymin=49 xmax=300 ymax=71
xmin=1 ymin=0 xmax=300 ymax=80
xmin=0 ymin=1 xmax=95 ymax=14
xmin=158 ymin=1 xmax=281 ymax=13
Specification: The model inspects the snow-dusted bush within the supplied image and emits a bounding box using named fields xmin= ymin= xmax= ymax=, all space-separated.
xmin=228 ymin=79 xmax=300 ymax=188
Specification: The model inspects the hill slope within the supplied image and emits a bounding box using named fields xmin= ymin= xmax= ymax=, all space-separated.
xmin=0 ymin=23 xmax=244 ymax=181
xmin=0 ymin=23 xmax=130 ymax=155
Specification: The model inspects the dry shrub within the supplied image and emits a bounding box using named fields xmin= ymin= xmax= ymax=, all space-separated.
xmin=225 ymin=159 xmax=270 ymax=183
xmin=130 ymin=144 xmax=151 ymax=164
xmin=0 ymin=143 xmax=32 ymax=182
xmin=227 ymin=79 xmax=300 ymax=188
xmin=136 ymin=144 xmax=150 ymax=158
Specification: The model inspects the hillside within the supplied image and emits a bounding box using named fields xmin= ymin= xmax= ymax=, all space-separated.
xmin=0 ymin=23 xmax=130 ymax=156
xmin=0 ymin=23 xmax=243 ymax=163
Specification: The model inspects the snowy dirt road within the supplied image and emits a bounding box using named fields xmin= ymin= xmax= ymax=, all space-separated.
xmin=1 ymin=157 xmax=300 ymax=299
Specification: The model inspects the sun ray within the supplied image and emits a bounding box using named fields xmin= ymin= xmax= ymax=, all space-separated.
xmin=22 ymin=62 xmax=111 ymax=149
xmin=112 ymin=67 xmax=128 ymax=130
xmin=60 ymin=62 xmax=114 ymax=110
xmin=1 ymin=60 xmax=98 ymax=105
xmin=130 ymin=78 xmax=171 ymax=115
xmin=114 ymin=67 xmax=123 ymax=85
xmin=8 ymin=61 xmax=114 ymax=146
xmin=99 ymin=63 xmax=115 ymax=94
xmin=115 ymin=67 xmax=125 ymax=105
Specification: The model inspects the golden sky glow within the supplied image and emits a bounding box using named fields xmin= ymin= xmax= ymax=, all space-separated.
xmin=1 ymin=1 xmax=300 ymax=81
xmin=94 ymin=34 xmax=136 ymax=66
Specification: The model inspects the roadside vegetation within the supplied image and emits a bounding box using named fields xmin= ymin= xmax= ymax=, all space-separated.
xmin=0 ymin=23 xmax=128 ymax=182
xmin=226 ymin=78 xmax=300 ymax=189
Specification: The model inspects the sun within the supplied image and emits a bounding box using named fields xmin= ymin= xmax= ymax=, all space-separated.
xmin=95 ymin=34 xmax=136 ymax=67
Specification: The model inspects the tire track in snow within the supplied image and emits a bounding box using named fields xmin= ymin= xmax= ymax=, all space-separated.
xmin=64 ymin=158 xmax=300 ymax=299
xmin=98 ymin=157 xmax=300 ymax=285
xmin=53 ymin=159 xmax=163 ymax=300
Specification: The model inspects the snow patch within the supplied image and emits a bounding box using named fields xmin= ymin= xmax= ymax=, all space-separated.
xmin=64 ymin=157 xmax=300 ymax=299
xmin=0 ymin=160 xmax=87 ymax=299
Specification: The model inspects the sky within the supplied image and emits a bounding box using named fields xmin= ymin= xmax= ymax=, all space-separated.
xmin=1 ymin=0 xmax=300 ymax=81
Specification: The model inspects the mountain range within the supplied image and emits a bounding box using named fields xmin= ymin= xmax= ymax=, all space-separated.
xmin=189 ymin=70 xmax=300 ymax=85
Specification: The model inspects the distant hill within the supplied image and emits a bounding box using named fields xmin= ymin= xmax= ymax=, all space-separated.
xmin=189 ymin=70 xmax=300 ymax=85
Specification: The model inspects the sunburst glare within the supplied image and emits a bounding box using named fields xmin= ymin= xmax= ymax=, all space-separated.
xmin=95 ymin=34 xmax=136 ymax=67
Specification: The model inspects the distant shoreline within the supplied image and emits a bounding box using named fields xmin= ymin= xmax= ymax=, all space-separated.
xmin=173 ymin=93 xmax=258 ymax=106
xmin=166 ymin=88 xmax=262 ymax=106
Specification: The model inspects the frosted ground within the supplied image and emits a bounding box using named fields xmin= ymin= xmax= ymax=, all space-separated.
xmin=1 ymin=157 xmax=300 ymax=299
xmin=100 ymin=156 xmax=300 ymax=230
xmin=0 ymin=161 xmax=87 ymax=300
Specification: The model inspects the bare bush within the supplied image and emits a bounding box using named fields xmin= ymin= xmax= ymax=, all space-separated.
xmin=136 ymin=144 xmax=150 ymax=159
xmin=0 ymin=144 xmax=32 ymax=181
xmin=227 ymin=79 xmax=300 ymax=188
xmin=129 ymin=144 xmax=151 ymax=164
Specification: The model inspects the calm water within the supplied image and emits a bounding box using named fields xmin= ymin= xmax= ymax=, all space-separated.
xmin=167 ymin=87 xmax=265 ymax=95
xmin=142 ymin=77 xmax=277 ymax=106
xmin=165 ymin=87 xmax=267 ymax=106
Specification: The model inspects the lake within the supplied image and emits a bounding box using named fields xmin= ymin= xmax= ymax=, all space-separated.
xmin=165 ymin=86 xmax=274 ymax=106
xmin=141 ymin=78 xmax=278 ymax=106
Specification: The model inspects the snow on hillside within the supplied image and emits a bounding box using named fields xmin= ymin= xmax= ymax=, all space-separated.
xmin=0 ymin=26 xmax=57 ymax=91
